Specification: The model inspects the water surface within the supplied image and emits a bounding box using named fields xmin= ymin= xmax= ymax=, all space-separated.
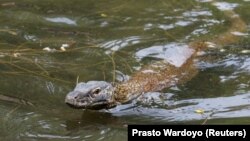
xmin=0 ymin=0 xmax=250 ymax=140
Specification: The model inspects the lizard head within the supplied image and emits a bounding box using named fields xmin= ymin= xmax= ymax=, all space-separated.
xmin=65 ymin=81 xmax=116 ymax=110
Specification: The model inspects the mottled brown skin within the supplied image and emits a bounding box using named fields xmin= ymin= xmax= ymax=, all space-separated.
xmin=212 ymin=10 xmax=247 ymax=46
xmin=114 ymin=45 xmax=200 ymax=103
xmin=65 ymin=3 xmax=247 ymax=110
xmin=113 ymin=9 xmax=247 ymax=104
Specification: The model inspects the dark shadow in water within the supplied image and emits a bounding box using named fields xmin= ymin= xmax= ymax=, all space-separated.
xmin=65 ymin=110 xmax=126 ymax=131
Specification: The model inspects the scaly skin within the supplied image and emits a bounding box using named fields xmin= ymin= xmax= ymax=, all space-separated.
xmin=113 ymin=42 xmax=204 ymax=104
xmin=65 ymin=2 xmax=247 ymax=110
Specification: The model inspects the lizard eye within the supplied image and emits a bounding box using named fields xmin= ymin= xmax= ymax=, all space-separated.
xmin=92 ymin=87 xmax=101 ymax=95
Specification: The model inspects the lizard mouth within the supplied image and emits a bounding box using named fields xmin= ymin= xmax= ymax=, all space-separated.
xmin=64 ymin=81 xmax=116 ymax=110
xmin=65 ymin=99 xmax=113 ymax=110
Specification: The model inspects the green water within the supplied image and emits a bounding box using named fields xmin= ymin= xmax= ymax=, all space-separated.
xmin=0 ymin=0 xmax=250 ymax=140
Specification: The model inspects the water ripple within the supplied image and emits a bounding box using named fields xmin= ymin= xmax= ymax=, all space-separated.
xmin=135 ymin=43 xmax=194 ymax=67
xmin=110 ymin=93 xmax=250 ymax=122
xmin=183 ymin=10 xmax=212 ymax=17
xmin=45 ymin=17 xmax=76 ymax=25
xmin=100 ymin=36 xmax=141 ymax=53
xmin=213 ymin=2 xmax=239 ymax=11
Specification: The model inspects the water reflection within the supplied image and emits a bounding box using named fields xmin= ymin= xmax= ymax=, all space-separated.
xmin=213 ymin=2 xmax=239 ymax=11
xmin=45 ymin=17 xmax=77 ymax=26
xmin=108 ymin=92 xmax=250 ymax=122
xmin=100 ymin=36 xmax=141 ymax=53
xmin=65 ymin=110 xmax=124 ymax=130
xmin=182 ymin=10 xmax=212 ymax=17
xmin=135 ymin=43 xmax=194 ymax=67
